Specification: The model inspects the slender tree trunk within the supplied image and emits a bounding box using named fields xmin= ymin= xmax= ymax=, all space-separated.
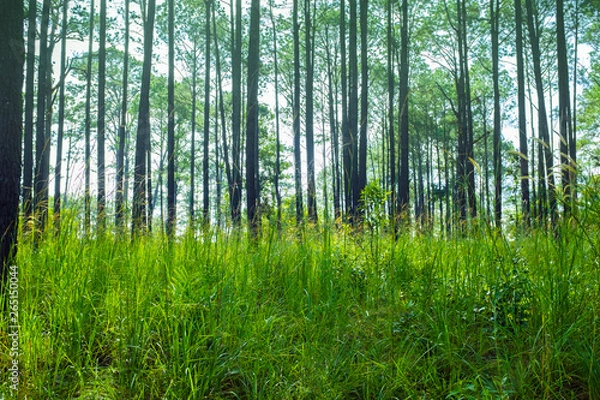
xmin=167 ymin=0 xmax=176 ymax=235
xmin=22 ymin=0 xmax=37 ymax=223
xmin=398 ymin=0 xmax=410 ymax=220
xmin=305 ymin=0 xmax=318 ymax=222
xmin=515 ymin=0 xmax=530 ymax=227
xmin=231 ymin=0 xmax=243 ymax=225
xmin=190 ymin=38 xmax=198 ymax=225
xmin=246 ymin=0 xmax=261 ymax=234
xmin=84 ymin=0 xmax=95 ymax=235
xmin=491 ymin=0 xmax=502 ymax=228
xmin=0 ymin=0 xmax=24 ymax=287
xmin=387 ymin=0 xmax=396 ymax=228
xmin=97 ymin=0 xmax=107 ymax=230
xmin=54 ymin=0 xmax=69 ymax=233
xmin=556 ymin=0 xmax=573 ymax=217
xmin=116 ymin=0 xmax=130 ymax=230
xmin=348 ymin=0 xmax=359 ymax=220
xmin=34 ymin=0 xmax=52 ymax=235
xmin=525 ymin=0 xmax=557 ymax=227
xmin=203 ymin=0 xmax=211 ymax=226
xmin=132 ymin=0 xmax=157 ymax=235
xmin=358 ymin=0 xmax=369 ymax=219
xmin=269 ymin=1 xmax=283 ymax=229
xmin=293 ymin=0 xmax=304 ymax=225
xmin=325 ymin=26 xmax=341 ymax=221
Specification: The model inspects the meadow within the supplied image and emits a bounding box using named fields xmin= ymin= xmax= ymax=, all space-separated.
xmin=1 ymin=215 xmax=599 ymax=399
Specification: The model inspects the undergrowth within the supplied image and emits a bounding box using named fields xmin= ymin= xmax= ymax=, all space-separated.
xmin=1 ymin=217 xmax=599 ymax=399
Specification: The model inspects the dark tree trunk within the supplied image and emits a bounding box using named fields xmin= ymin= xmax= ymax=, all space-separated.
xmin=515 ymin=0 xmax=530 ymax=226
xmin=54 ymin=0 xmax=69 ymax=233
xmin=167 ymin=0 xmax=176 ymax=235
xmin=202 ymin=0 xmax=211 ymax=226
xmin=132 ymin=0 xmax=157 ymax=235
xmin=387 ymin=0 xmax=396 ymax=228
xmin=22 ymin=0 xmax=36 ymax=223
xmin=340 ymin=0 xmax=350 ymax=217
xmin=398 ymin=0 xmax=410 ymax=220
xmin=348 ymin=0 xmax=359 ymax=219
xmin=34 ymin=0 xmax=52 ymax=234
xmin=190 ymin=38 xmax=198 ymax=225
xmin=84 ymin=0 xmax=95 ymax=235
xmin=491 ymin=0 xmax=502 ymax=228
xmin=358 ymin=0 xmax=368 ymax=218
xmin=116 ymin=0 xmax=130 ymax=230
xmin=325 ymin=26 xmax=341 ymax=221
xmin=269 ymin=1 xmax=283 ymax=229
xmin=231 ymin=0 xmax=243 ymax=225
xmin=556 ymin=0 xmax=573 ymax=217
xmin=246 ymin=0 xmax=261 ymax=234
xmin=305 ymin=0 xmax=318 ymax=223
xmin=97 ymin=0 xmax=107 ymax=230
xmin=293 ymin=0 xmax=304 ymax=225
xmin=525 ymin=0 xmax=557 ymax=227
xmin=0 ymin=0 xmax=24 ymax=288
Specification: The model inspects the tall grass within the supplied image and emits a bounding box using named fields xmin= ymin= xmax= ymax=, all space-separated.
xmin=1 ymin=214 xmax=599 ymax=399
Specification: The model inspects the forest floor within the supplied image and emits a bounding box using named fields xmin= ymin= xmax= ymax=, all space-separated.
xmin=1 ymin=216 xmax=599 ymax=399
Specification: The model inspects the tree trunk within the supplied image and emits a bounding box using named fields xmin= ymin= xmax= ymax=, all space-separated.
xmin=54 ymin=0 xmax=69 ymax=233
xmin=84 ymin=0 xmax=95 ymax=235
xmin=398 ymin=0 xmax=410 ymax=221
xmin=246 ymin=0 xmax=261 ymax=235
xmin=116 ymin=0 xmax=130 ymax=230
xmin=358 ymin=0 xmax=369 ymax=219
xmin=203 ymin=0 xmax=211 ymax=226
xmin=293 ymin=0 xmax=304 ymax=225
xmin=556 ymin=0 xmax=573 ymax=217
xmin=269 ymin=0 xmax=283 ymax=229
xmin=167 ymin=0 xmax=176 ymax=235
xmin=231 ymin=0 xmax=243 ymax=225
xmin=97 ymin=0 xmax=107 ymax=230
xmin=491 ymin=0 xmax=502 ymax=228
xmin=305 ymin=0 xmax=318 ymax=223
xmin=348 ymin=0 xmax=359 ymax=220
xmin=34 ymin=0 xmax=52 ymax=235
xmin=515 ymin=0 xmax=530 ymax=227
xmin=0 ymin=0 xmax=24 ymax=288
xmin=22 ymin=0 xmax=37 ymax=223
xmin=132 ymin=0 xmax=156 ymax=235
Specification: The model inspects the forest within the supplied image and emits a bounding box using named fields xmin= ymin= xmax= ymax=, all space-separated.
xmin=1 ymin=0 xmax=600 ymax=397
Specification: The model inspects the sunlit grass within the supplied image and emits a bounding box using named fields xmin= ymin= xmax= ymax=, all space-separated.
xmin=1 ymin=214 xmax=599 ymax=399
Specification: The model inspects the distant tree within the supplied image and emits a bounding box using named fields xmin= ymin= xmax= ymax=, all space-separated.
xmin=491 ymin=0 xmax=502 ymax=228
xmin=97 ymin=0 xmax=107 ymax=230
xmin=0 ymin=0 xmax=24 ymax=289
xmin=293 ymin=0 xmax=304 ymax=224
xmin=306 ymin=0 xmax=318 ymax=222
xmin=202 ymin=0 xmax=211 ymax=226
xmin=84 ymin=0 xmax=95 ymax=235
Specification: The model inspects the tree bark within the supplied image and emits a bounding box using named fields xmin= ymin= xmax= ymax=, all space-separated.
xmin=116 ymin=0 xmax=130 ymax=230
xmin=167 ymin=0 xmax=176 ymax=235
xmin=0 ymin=0 xmax=24 ymax=288
xmin=246 ymin=0 xmax=261 ymax=234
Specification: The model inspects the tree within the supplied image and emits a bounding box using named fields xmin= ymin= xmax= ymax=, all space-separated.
xmin=132 ymin=0 xmax=157 ymax=234
xmin=167 ymin=0 xmax=176 ymax=235
xmin=246 ymin=0 xmax=261 ymax=234
xmin=515 ymin=0 xmax=530 ymax=226
xmin=84 ymin=0 xmax=95 ymax=235
xmin=397 ymin=0 xmax=410 ymax=220
xmin=293 ymin=0 xmax=304 ymax=224
xmin=556 ymin=0 xmax=574 ymax=217
xmin=491 ymin=0 xmax=502 ymax=228
xmin=34 ymin=0 xmax=52 ymax=234
xmin=22 ymin=0 xmax=36 ymax=223
xmin=54 ymin=0 xmax=69 ymax=232
xmin=0 ymin=0 xmax=23 ymax=288
xmin=306 ymin=0 xmax=318 ymax=222
xmin=231 ymin=0 xmax=243 ymax=224
xmin=116 ymin=0 xmax=130 ymax=230
xmin=202 ymin=0 xmax=211 ymax=226
xmin=357 ymin=0 xmax=369 ymax=219
xmin=97 ymin=0 xmax=107 ymax=230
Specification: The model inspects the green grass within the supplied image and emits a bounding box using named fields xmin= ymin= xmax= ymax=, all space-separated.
xmin=1 ymin=218 xmax=600 ymax=399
